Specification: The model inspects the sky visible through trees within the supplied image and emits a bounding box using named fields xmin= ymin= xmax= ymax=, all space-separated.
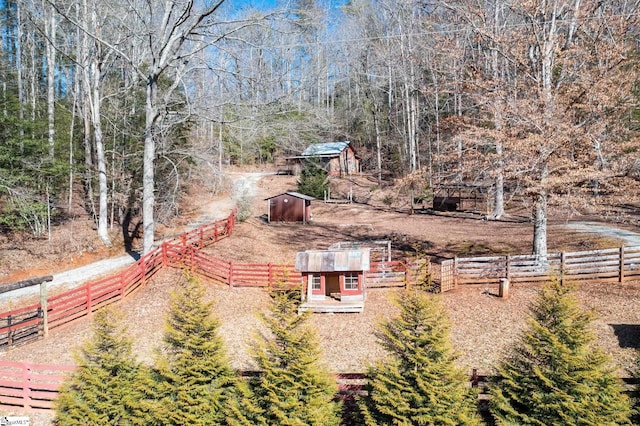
xmin=0 ymin=0 xmax=637 ymax=256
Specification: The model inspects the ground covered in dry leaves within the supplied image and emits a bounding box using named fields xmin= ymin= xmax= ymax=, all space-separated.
xmin=1 ymin=172 xmax=640 ymax=424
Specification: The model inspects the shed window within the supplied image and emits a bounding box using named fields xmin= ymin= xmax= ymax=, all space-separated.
xmin=344 ymin=273 xmax=358 ymax=290
xmin=311 ymin=275 xmax=321 ymax=290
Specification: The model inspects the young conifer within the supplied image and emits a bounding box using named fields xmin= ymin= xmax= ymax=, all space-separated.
xmin=251 ymin=287 xmax=342 ymax=425
xmin=490 ymin=281 xmax=633 ymax=425
xmin=147 ymin=274 xmax=241 ymax=425
xmin=55 ymin=307 xmax=144 ymax=425
xmin=359 ymin=289 xmax=481 ymax=426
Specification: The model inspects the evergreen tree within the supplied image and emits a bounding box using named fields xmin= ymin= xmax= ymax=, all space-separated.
xmin=55 ymin=307 xmax=144 ymax=425
xmin=147 ymin=274 xmax=242 ymax=425
xmin=490 ymin=281 xmax=632 ymax=425
xmin=359 ymin=289 xmax=481 ymax=425
xmin=251 ymin=287 xmax=342 ymax=425
xmin=296 ymin=158 xmax=328 ymax=199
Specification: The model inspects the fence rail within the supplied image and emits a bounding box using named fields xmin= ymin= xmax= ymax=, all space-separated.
xmin=0 ymin=361 xmax=76 ymax=411
xmin=1 ymin=361 xmax=636 ymax=413
xmin=440 ymin=245 xmax=640 ymax=291
xmin=0 ymin=210 xmax=413 ymax=354
xmin=0 ymin=213 xmax=236 ymax=349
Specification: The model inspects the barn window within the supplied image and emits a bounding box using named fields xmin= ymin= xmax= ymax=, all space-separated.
xmin=311 ymin=275 xmax=321 ymax=290
xmin=344 ymin=273 xmax=358 ymax=290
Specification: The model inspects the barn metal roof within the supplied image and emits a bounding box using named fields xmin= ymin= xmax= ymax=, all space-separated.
xmin=295 ymin=248 xmax=371 ymax=272
xmin=300 ymin=141 xmax=351 ymax=157
xmin=265 ymin=191 xmax=315 ymax=201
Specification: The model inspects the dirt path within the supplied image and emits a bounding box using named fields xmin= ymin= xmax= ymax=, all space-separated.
xmin=0 ymin=172 xmax=269 ymax=306
xmin=564 ymin=222 xmax=640 ymax=247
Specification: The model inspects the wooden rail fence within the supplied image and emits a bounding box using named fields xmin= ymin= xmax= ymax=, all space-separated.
xmin=440 ymin=245 xmax=640 ymax=291
xmin=0 ymin=209 xmax=412 ymax=354
xmin=0 ymin=361 xmax=76 ymax=411
xmin=0 ymin=212 xmax=236 ymax=350
xmin=1 ymin=361 xmax=637 ymax=413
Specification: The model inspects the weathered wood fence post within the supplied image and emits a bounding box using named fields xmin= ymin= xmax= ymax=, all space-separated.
xmin=505 ymin=255 xmax=511 ymax=282
xmin=453 ymin=257 xmax=458 ymax=289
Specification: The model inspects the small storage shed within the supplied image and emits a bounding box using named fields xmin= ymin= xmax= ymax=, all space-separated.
xmin=295 ymin=248 xmax=371 ymax=313
xmin=285 ymin=141 xmax=360 ymax=176
xmin=265 ymin=192 xmax=314 ymax=223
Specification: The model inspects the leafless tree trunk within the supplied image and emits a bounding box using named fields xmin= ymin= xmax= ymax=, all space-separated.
xmin=45 ymin=1 xmax=56 ymax=157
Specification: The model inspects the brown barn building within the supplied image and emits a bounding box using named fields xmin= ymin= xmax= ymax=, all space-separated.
xmin=265 ymin=192 xmax=314 ymax=223
xmin=285 ymin=141 xmax=360 ymax=176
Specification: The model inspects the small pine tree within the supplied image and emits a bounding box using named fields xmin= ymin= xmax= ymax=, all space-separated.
xmin=490 ymin=281 xmax=633 ymax=425
xmin=55 ymin=307 xmax=144 ymax=425
xmin=297 ymin=158 xmax=328 ymax=199
xmin=251 ymin=287 xmax=342 ymax=425
xmin=147 ymin=274 xmax=242 ymax=425
xmin=359 ymin=289 xmax=482 ymax=426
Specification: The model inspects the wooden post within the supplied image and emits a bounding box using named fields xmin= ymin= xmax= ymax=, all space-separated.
xmin=141 ymin=257 xmax=147 ymax=285
xmin=561 ymin=252 xmax=566 ymax=286
xmin=22 ymin=362 xmax=30 ymax=409
xmin=619 ymin=246 xmax=625 ymax=283
xmin=7 ymin=315 xmax=12 ymax=347
xmin=499 ymin=278 xmax=510 ymax=299
xmin=214 ymin=222 xmax=219 ymax=241
xmin=268 ymin=263 xmax=273 ymax=287
xmin=505 ymin=255 xmax=511 ymax=281
xmin=228 ymin=261 xmax=234 ymax=287
xmin=86 ymin=285 xmax=92 ymax=317
xmin=40 ymin=281 xmax=48 ymax=337
xmin=453 ymin=257 xmax=458 ymax=289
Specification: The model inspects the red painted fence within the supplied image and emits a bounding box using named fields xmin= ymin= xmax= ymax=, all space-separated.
xmin=0 ymin=212 xmax=236 ymax=348
xmin=0 ymin=361 xmax=76 ymax=411
xmin=0 ymin=362 xmax=479 ymax=413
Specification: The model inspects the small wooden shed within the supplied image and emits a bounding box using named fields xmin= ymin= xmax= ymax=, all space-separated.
xmin=285 ymin=141 xmax=361 ymax=176
xmin=265 ymin=192 xmax=314 ymax=223
xmin=295 ymin=248 xmax=371 ymax=313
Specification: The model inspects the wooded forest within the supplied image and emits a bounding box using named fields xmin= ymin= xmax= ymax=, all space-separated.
xmin=0 ymin=0 xmax=638 ymax=256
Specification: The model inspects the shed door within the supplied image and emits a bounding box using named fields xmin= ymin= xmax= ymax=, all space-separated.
xmin=325 ymin=274 xmax=340 ymax=297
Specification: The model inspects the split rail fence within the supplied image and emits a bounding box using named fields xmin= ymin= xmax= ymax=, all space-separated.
xmin=440 ymin=245 xmax=640 ymax=291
